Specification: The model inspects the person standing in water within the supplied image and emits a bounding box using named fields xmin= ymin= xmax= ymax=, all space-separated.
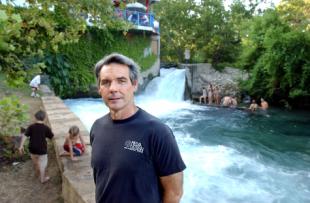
xmin=199 ymin=87 xmax=207 ymax=104
xmin=207 ymin=84 xmax=213 ymax=105
xmin=260 ymin=98 xmax=269 ymax=110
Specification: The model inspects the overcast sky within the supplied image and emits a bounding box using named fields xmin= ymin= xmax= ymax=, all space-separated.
xmin=5 ymin=0 xmax=281 ymax=12
xmin=6 ymin=0 xmax=281 ymax=7
xmin=224 ymin=0 xmax=281 ymax=10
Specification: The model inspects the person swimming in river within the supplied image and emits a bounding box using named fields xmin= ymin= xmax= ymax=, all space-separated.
xmin=222 ymin=96 xmax=237 ymax=107
xmin=249 ymin=99 xmax=258 ymax=112
xmin=260 ymin=98 xmax=269 ymax=110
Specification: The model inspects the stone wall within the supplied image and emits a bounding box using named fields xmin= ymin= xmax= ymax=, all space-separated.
xmin=41 ymin=95 xmax=95 ymax=203
xmin=180 ymin=63 xmax=248 ymax=99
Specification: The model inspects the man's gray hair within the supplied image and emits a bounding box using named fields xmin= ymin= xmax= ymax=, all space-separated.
xmin=94 ymin=53 xmax=140 ymax=87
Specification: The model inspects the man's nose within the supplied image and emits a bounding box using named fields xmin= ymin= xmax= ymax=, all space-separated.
xmin=109 ymin=80 xmax=119 ymax=92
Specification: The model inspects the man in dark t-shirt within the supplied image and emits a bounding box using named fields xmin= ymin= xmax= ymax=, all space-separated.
xmin=91 ymin=53 xmax=186 ymax=203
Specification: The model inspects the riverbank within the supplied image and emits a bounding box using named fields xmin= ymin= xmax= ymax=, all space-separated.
xmin=0 ymin=143 xmax=63 ymax=202
xmin=0 ymin=81 xmax=63 ymax=203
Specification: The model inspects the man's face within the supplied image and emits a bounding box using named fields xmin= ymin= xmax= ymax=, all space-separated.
xmin=98 ymin=63 xmax=138 ymax=113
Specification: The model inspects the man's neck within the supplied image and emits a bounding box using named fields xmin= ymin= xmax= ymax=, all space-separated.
xmin=110 ymin=106 xmax=138 ymax=120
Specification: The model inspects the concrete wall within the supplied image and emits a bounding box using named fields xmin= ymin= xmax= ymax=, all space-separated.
xmin=151 ymin=35 xmax=160 ymax=56
xmin=41 ymin=96 xmax=95 ymax=203
xmin=138 ymin=34 xmax=160 ymax=91
xmin=138 ymin=57 xmax=160 ymax=92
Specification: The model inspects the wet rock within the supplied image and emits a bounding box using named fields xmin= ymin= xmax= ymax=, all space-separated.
xmin=180 ymin=63 xmax=248 ymax=99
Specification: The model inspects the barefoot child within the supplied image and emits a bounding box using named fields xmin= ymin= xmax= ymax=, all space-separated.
xmin=60 ymin=125 xmax=86 ymax=161
xmin=19 ymin=110 xmax=54 ymax=183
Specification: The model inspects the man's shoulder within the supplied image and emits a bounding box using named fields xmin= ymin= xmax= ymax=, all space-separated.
xmin=138 ymin=108 xmax=163 ymax=125
xmin=92 ymin=114 xmax=109 ymax=126
xmin=90 ymin=114 xmax=111 ymax=133
xmin=138 ymin=108 xmax=171 ymax=133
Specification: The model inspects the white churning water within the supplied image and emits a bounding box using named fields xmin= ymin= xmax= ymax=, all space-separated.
xmin=65 ymin=68 xmax=310 ymax=203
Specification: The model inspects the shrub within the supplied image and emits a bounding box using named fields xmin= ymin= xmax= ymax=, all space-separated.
xmin=0 ymin=96 xmax=29 ymax=138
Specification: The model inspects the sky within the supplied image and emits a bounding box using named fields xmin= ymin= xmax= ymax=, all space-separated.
xmin=223 ymin=0 xmax=281 ymax=10
xmin=7 ymin=0 xmax=282 ymax=9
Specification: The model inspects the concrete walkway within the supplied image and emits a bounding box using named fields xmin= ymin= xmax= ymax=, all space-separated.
xmin=40 ymin=91 xmax=95 ymax=203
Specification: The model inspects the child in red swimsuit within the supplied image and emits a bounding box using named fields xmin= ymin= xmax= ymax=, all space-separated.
xmin=60 ymin=125 xmax=86 ymax=161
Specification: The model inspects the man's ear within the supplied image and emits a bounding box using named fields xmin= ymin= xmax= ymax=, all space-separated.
xmin=97 ymin=86 xmax=101 ymax=95
xmin=132 ymin=80 xmax=138 ymax=92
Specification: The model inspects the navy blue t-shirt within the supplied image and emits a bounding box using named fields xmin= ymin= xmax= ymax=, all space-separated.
xmin=90 ymin=108 xmax=186 ymax=203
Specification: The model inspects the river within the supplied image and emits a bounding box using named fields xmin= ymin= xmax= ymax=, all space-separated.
xmin=64 ymin=68 xmax=310 ymax=203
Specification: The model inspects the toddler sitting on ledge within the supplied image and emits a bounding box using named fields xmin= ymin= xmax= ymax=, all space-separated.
xmin=60 ymin=125 xmax=86 ymax=161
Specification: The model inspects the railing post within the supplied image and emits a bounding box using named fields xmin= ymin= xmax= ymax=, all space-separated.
xmin=150 ymin=14 xmax=154 ymax=28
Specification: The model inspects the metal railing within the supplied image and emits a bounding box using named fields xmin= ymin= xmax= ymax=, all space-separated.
xmin=114 ymin=8 xmax=159 ymax=33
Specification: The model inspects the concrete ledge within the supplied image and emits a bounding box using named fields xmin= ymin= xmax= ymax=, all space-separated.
xmin=41 ymin=96 xmax=95 ymax=203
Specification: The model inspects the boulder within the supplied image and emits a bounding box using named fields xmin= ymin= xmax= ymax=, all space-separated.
xmin=180 ymin=63 xmax=248 ymax=100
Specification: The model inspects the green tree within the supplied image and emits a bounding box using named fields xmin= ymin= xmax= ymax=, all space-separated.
xmin=196 ymin=0 xmax=237 ymax=68
xmin=277 ymin=0 xmax=310 ymax=32
xmin=154 ymin=0 xmax=198 ymax=62
xmin=0 ymin=7 xmax=25 ymax=86
xmin=155 ymin=0 xmax=242 ymax=68
xmin=238 ymin=7 xmax=310 ymax=105
xmin=0 ymin=0 xmax=121 ymax=86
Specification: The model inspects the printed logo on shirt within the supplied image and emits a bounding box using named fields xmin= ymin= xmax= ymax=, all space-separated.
xmin=124 ymin=140 xmax=144 ymax=153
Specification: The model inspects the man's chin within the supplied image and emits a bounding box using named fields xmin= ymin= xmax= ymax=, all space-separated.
xmin=107 ymin=102 xmax=122 ymax=110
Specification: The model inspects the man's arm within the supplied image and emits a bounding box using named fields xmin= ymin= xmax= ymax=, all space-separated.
xmin=160 ymin=171 xmax=184 ymax=203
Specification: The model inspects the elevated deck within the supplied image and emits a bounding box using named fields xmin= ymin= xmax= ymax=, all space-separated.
xmin=114 ymin=8 xmax=159 ymax=34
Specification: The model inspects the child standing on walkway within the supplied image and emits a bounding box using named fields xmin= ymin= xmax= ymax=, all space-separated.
xmin=60 ymin=125 xmax=86 ymax=161
xmin=19 ymin=110 xmax=54 ymax=183
xmin=29 ymin=74 xmax=41 ymax=97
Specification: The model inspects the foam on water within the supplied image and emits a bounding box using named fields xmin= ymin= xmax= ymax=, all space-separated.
xmin=143 ymin=68 xmax=186 ymax=101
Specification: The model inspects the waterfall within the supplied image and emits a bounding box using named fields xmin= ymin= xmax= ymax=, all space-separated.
xmin=65 ymin=68 xmax=310 ymax=203
xmin=141 ymin=68 xmax=186 ymax=101
xmin=135 ymin=68 xmax=192 ymax=118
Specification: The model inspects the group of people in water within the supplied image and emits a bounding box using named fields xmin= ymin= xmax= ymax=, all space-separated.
xmin=199 ymin=84 xmax=221 ymax=105
xmin=248 ymin=98 xmax=269 ymax=111
xmin=199 ymin=84 xmax=236 ymax=107
xmin=199 ymin=84 xmax=269 ymax=111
